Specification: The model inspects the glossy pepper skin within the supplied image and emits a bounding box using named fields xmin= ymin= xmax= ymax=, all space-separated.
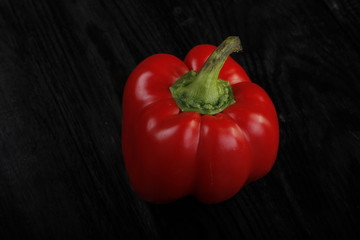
xmin=122 ymin=38 xmax=279 ymax=204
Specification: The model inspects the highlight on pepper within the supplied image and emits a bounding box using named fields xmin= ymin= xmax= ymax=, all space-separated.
xmin=122 ymin=36 xmax=279 ymax=204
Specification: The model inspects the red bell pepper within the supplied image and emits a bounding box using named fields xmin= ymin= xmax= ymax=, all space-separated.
xmin=122 ymin=37 xmax=279 ymax=204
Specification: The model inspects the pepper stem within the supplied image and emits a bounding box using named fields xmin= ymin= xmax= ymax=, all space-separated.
xmin=170 ymin=36 xmax=242 ymax=115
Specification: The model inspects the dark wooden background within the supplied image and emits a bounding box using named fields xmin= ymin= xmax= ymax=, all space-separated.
xmin=1 ymin=0 xmax=360 ymax=239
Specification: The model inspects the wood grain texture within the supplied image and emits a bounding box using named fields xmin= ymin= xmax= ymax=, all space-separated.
xmin=0 ymin=0 xmax=359 ymax=239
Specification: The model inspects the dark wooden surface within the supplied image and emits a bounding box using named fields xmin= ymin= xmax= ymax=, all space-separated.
xmin=1 ymin=0 xmax=360 ymax=239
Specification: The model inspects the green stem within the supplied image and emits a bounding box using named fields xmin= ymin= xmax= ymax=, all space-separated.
xmin=170 ymin=36 xmax=242 ymax=115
